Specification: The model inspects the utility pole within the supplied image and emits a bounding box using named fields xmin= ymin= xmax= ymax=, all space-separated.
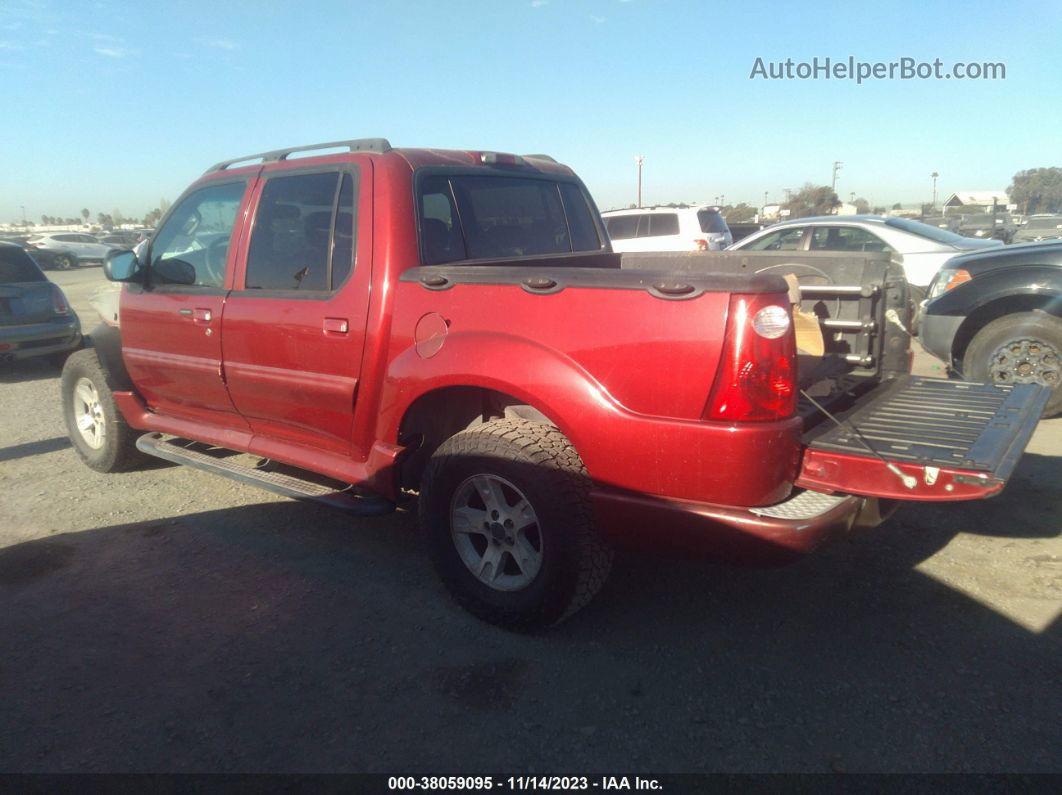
xmin=635 ymin=155 xmax=644 ymax=208
xmin=20 ymin=204 xmax=26 ymax=226
xmin=831 ymin=161 xmax=843 ymax=192
xmin=930 ymin=171 xmax=939 ymax=210
xmin=784 ymin=188 xmax=792 ymax=203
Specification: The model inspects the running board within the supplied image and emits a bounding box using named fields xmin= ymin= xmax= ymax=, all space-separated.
xmin=135 ymin=433 xmax=395 ymax=517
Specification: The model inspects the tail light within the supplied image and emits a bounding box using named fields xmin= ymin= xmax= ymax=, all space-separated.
xmin=694 ymin=239 xmax=709 ymax=251
xmin=51 ymin=286 xmax=70 ymax=315
xmin=703 ymin=294 xmax=796 ymax=422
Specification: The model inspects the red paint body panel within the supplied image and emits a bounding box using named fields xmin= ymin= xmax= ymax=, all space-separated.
xmin=376 ymin=315 xmax=801 ymax=507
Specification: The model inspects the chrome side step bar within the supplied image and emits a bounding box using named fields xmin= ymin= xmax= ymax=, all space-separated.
xmin=135 ymin=433 xmax=395 ymax=517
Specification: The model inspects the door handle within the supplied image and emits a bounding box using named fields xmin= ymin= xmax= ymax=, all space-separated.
xmin=178 ymin=308 xmax=212 ymax=322
xmin=323 ymin=317 xmax=349 ymax=334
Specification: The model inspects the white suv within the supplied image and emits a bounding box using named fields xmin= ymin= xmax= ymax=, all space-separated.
xmin=26 ymin=233 xmax=115 ymax=269
xmin=601 ymin=206 xmax=733 ymax=252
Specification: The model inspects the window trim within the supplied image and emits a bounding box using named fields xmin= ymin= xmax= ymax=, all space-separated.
xmin=234 ymin=164 xmax=360 ymax=297
xmin=412 ymin=167 xmax=606 ymax=266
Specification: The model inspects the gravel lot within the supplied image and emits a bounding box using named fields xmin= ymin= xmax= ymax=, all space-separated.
xmin=0 ymin=266 xmax=1059 ymax=773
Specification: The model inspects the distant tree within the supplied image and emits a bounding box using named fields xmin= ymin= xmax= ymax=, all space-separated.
xmin=97 ymin=212 xmax=113 ymax=226
xmin=853 ymin=197 xmax=870 ymax=214
xmin=81 ymin=208 xmax=90 ymax=223
xmin=40 ymin=214 xmax=48 ymax=224
xmin=113 ymin=208 xmax=125 ymax=226
xmin=159 ymin=197 xmax=171 ymax=214
xmin=1007 ymin=167 xmax=1062 ymax=214
xmin=872 ymin=206 xmax=887 ymax=215
xmin=891 ymin=202 xmax=903 ymax=210
xmin=784 ymin=183 xmax=841 ymax=219
xmin=725 ymin=203 xmax=758 ymax=223
xmin=143 ymin=207 xmax=163 ymax=227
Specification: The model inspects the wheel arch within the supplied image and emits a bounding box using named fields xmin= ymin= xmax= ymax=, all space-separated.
xmin=395 ymin=384 xmax=560 ymax=493
xmin=81 ymin=323 xmax=136 ymax=393
xmin=953 ymin=292 xmax=1062 ymax=367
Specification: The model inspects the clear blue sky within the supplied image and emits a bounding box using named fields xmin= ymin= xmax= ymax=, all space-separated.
xmin=2 ymin=0 xmax=1059 ymax=223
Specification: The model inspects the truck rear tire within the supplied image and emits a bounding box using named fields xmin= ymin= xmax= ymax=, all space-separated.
xmin=420 ymin=419 xmax=613 ymax=630
xmin=61 ymin=349 xmax=145 ymax=472
xmin=963 ymin=312 xmax=1062 ymax=417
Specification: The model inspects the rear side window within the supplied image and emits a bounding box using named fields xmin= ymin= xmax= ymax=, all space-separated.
xmin=558 ymin=183 xmax=601 ymax=252
xmin=246 ymin=171 xmax=357 ymax=291
xmin=420 ymin=175 xmax=468 ymax=265
xmin=697 ymin=210 xmax=728 ymax=234
xmin=0 ymin=246 xmax=45 ymax=282
xmin=649 ymin=214 xmax=680 ymax=236
xmin=605 ymin=215 xmax=638 ymax=240
xmin=419 ymin=173 xmax=601 ymax=264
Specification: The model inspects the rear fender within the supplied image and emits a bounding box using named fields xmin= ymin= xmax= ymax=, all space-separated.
xmin=378 ymin=331 xmax=801 ymax=506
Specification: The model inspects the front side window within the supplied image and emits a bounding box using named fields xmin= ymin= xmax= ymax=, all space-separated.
xmin=151 ymin=181 xmax=246 ymax=288
xmin=743 ymin=227 xmax=805 ymax=251
xmin=418 ymin=173 xmax=601 ymax=264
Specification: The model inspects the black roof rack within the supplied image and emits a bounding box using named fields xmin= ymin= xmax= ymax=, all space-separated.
xmin=206 ymin=138 xmax=392 ymax=173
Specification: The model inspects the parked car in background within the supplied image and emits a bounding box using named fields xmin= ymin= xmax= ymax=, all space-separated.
xmin=728 ymin=215 xmax=1003 ymax=301
xmin=0 ymin=241 xmax=82 ymax=365
xmin=956 ymin=213 xmax=1016 ymax=244
xmin=1012 ymin=214 xmax=1062 ymax=244
xmin=920 ymin=241 xmax=1062 ymax=416
xmin=601 ymin=205 xmax=733 ymax=252
xmin=25 ymin=233 xmax=116 ymax=269
xmin=99 ymin=231 xmax=142 ymax=248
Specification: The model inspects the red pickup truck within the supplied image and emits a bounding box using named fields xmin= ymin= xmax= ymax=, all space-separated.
xmin=61 ymin=139 xmax=1050 ymax=629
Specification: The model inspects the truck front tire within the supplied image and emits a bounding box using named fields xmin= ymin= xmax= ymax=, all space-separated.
xmin=420 ymin=419 xmax=613 ymax=630
xmin=61 ymin=349 xmax=145 ymax=472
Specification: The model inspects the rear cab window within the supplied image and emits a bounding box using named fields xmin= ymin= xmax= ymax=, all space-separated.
xmin=417 ymin=171 xmax=603 ymax=265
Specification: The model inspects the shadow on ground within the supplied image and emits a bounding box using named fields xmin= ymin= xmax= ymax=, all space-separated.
xmin=0 ymin=359 xmax=63 ymax=385
xmin=0 ymin=458 xmax=1058 ymax=774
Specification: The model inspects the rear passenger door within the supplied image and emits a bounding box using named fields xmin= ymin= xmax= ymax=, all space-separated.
xmin=221 ymin=163 xmax=370 ymax=455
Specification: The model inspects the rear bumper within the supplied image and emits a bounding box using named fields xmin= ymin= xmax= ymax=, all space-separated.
xmin=0 ymin=320 xmax=81 ymax=361
xmin=592 ymin=486 xmax=887 ymax=559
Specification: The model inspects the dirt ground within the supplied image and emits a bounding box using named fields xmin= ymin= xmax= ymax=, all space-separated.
xmin=0 ymin=266 xmax=1059 ymax=773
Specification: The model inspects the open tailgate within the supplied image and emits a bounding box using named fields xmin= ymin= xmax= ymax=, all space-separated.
xmin=797 ymin=376 xmax=1050 ymax=501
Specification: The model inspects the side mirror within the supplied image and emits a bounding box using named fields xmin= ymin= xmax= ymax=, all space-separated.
xmin=103 ymin=249 xmax=142 ymax=282
xmin=153 ymin=257 xmax=197 ymax=285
